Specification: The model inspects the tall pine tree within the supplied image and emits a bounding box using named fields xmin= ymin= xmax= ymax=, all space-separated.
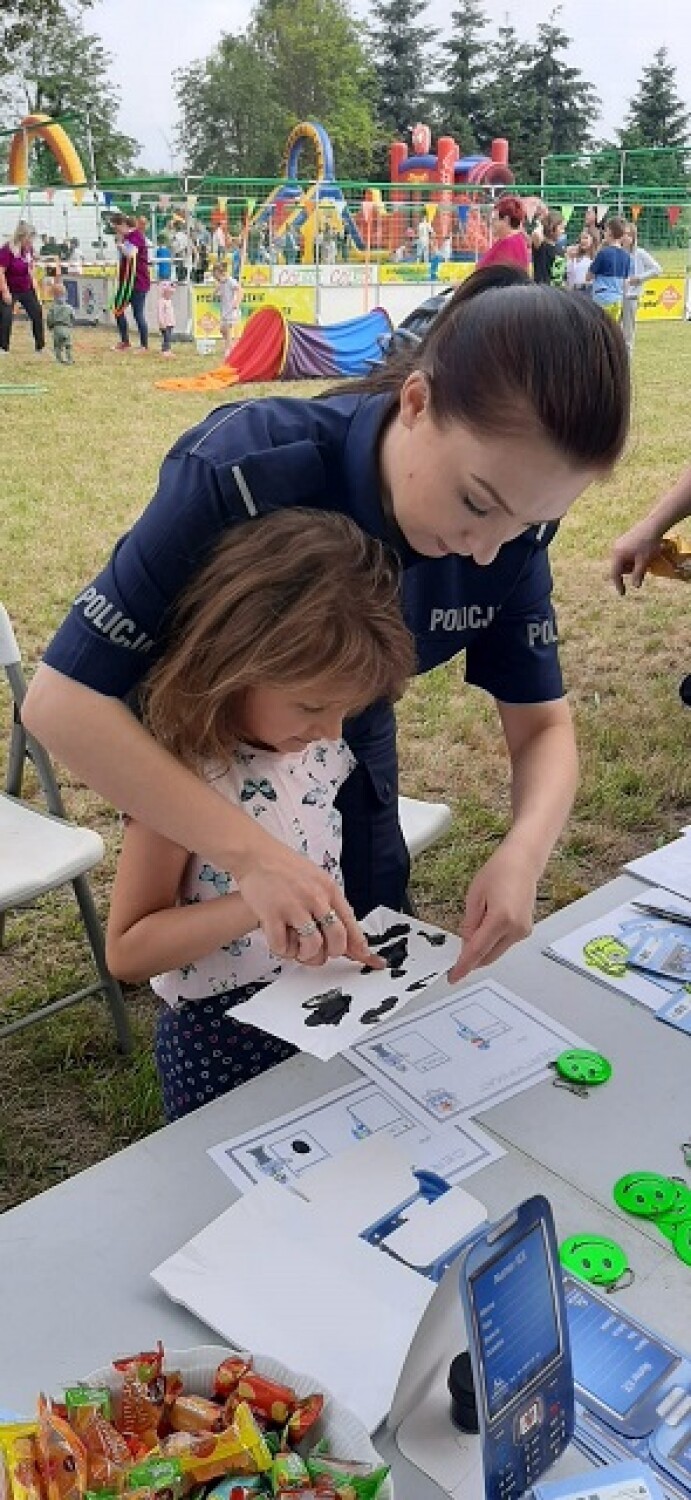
xmin=623 ymin=47 xmax=690 ymax=150
xmin=368 ymin=0 xmax=437 ymax=173
xmin=441 ymin=0 xmax=489 ymax=150
xmin=520 ymin=8 xmax=599 ymax=183
xmin=482 ymin=18 xmax=535 ymax=179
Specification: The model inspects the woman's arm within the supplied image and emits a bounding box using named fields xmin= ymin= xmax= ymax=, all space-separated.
xmin=610 ymin=463 xmax=691 ymax=593
xmin=106 ymin=820 xmax=258 ymax=982
xmin=23 ymin=666 xmax=373 ymax=966
xmin=449 ymin=698 xmax=578 ymax=982
xmin=0 ymin=265 xmax=11 ymax=302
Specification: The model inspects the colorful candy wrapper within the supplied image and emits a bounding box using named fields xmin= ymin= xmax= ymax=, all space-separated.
xmin=271 ymin=1450 xmax=310 ymax=1492
xmin=119 ymin=1371 xmax=160 ymax=1453
xmin=0 ymin=1426 xmax=43 ymax=1500
xmin=233 ymin=1378 xmax=295 ymax=1429
xmin=64 ymin=1390 xmax=112 ymax=1426
xmin=282 ymin=1398 xmax=324 ymax=1445
xmin=205 ymin=1479 xmax=267 ymax=1500
xmin=169 ymin=1398 xmax=225 ymax=1436
xmin=212 ymin=1362 xmax=251 ymax=1401
xmin=70 ymin=1410 xmax=131 ymax=1491
xmin=113 ymin=1347 xmax=165 ymax=1391
xmin=306 ymin=1455 xmax=390 ymax=1500
xmin=157 ymin=1404 xmax=271 ymax=1484
xmin=36 ymin=1397 xmax=89 ymax=1500
xmin=124 ymin=1455 xmax=185 ymax=1500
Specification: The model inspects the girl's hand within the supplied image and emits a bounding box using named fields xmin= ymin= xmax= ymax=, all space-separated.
xmin=610 ymin=517 xmax=666 ymax=594
xmin=447 ymin=843 xmax=538 ymax=983
xmin=236 ymin=842 xmax=385 ymax=970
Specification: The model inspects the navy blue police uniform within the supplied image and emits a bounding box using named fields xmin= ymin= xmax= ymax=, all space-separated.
xmin=44 ymin=394 xmax=562 ymax=917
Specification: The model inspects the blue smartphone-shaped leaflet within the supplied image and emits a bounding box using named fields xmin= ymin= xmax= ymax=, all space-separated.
xmin=460 ymin=1194 xmax=575 ymax=1500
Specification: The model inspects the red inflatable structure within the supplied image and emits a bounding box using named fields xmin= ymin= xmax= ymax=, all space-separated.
xmin=388 ymin=122 xmax=515 ymax=255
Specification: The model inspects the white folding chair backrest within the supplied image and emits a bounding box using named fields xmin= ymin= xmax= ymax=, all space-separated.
xmin=0 ymin=604 xmax=21 ymax=669
xmin=398 ymin=795 xmax=453 ymax=859
xmin=0 ymin=601 xmax=132 ymax=1051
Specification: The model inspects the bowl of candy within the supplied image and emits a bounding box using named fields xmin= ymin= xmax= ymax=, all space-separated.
xmin=0 ymin=1343 xmax=393 ymax=1500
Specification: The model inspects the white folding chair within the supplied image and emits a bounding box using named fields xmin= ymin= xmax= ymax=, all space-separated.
xmin=0 ymin=603 xmax=132 ymax=1051
xmin=398 ymin=794 xmax=452 ymax=858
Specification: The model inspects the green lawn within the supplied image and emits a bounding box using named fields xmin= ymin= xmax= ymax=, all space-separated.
xmin=1 ymin=315 xmax=691 ymax=1209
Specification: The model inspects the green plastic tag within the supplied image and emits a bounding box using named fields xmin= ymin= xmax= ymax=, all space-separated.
xmin=554 ymin=1049 xmax=612 ymax=1085
xmin=559 ymin=1234 xmax=629 ymax=1286
xmin=674 ymin=1218 xmax=691 ymax=1266
xmin=613 ymin=1171 xmax=678 ymax=1217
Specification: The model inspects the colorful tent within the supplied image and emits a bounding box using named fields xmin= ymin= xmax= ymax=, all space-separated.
xmin=156 ymin=306 xmax=392 ymax=392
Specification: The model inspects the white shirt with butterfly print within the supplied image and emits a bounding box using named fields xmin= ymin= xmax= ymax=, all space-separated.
xmin=151 ymin=739 xmax=355 ymax=1007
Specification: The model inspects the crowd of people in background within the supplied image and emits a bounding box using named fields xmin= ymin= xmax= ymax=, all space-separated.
xmin=0 ymin=192 xmax=671 ymax=362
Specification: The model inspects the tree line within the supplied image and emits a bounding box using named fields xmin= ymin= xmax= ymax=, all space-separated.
xmin=0 ymin=0 xmax=689 ymax=187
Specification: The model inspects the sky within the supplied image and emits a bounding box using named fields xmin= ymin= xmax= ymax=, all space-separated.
xmin=90 ymin=0 xmax=691 ymax=171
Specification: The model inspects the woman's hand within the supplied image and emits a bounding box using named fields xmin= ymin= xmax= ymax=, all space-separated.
xmin=447 ymin=842 xmax=538 ymax=983
xmin=1 ymin=289 xmax=12 ymax=305
xmin=610 ymin=516 xmax=666 ymax=594
xmin=235 ymin=841 xmax=385 ymax=970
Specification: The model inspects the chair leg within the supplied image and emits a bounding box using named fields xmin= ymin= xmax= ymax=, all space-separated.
xmin=6 ymin=707 xmax=26 ymax=798
xmin=72 ymin=873 xmax=133 ymax=1054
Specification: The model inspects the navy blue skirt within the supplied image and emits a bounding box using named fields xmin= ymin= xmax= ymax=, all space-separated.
xmin=155 ymin=982 xmax=296 ymax=1122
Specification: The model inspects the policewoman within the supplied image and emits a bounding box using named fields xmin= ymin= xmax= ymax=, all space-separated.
xmin=24 ymin=266 xmax=630 ymax=982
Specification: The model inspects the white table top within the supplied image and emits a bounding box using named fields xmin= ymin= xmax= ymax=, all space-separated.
xmin=1 ymin=872 xmax=690 ymax=1498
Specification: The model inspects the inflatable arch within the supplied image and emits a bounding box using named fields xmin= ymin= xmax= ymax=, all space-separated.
xmin=8 ymin=114 xmax=86 ymax=187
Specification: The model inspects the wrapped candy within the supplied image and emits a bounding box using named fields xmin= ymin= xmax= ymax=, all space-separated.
xmin=156 ymin=1404 xmax=271 ymax=1484
xmin=168 ymin=1399 xmax=225 ymax=1436
xmin=232 ymin=1378 xmax=296 ymax=1429
xmin=124 ymin=1455 xmax=185 ymax=1500
xmin=213 ymin=1362 xmax=251 ymax=1402
xmin=306 ymin=1454 xmax=390 ymax=1500
xmin=70 ymin=1409 xmax=131 ymax=1492
xmin=270 ymin=1450 xmax=310 ymax=1492
xmin=0 ymin=1425 xmax=43 ymax=1500
xmin=119 ymin=1371 xmax=160 ymax=1453
xmin=205 ymin=1481 xmax=267 ymax=1500
xmin=282 ymin=1398 xmax=324 ymax=1445
xmin=64 ymin=1392 xmax=111 ymax=1427
xmin=36 ymin=1397 xmax=89 ymax=1500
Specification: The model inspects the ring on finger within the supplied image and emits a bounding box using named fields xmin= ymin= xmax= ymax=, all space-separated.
xmin=294 ymin=919 xmax=319 ymax=938
xmin=317 ymin=908 xmax=338 ymax=928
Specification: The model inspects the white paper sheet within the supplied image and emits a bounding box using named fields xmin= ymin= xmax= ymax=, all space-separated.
xmin=544 ymin=887 xmax=691 ymax=1012
xmin=347 ymin=979 xmax=589 ymax=1122
xmin=230 ymin=906 xmax=461 ymax=1060
xmin=151 ymin=1176 xmax=434 ymax=1433
xmin=626 ymin=836 xmax=691 ymax=899
xmin=207 ymin=1078 xmax=505 ymax=1193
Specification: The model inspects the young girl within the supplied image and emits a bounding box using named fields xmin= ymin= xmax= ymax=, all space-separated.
xmin=157 ymin=280 xmax=176 ymax=357
xmin=566 ymin=230 xmax=596 ymax=291
xmin=213 ymin=260 xmax=240 ymax=352
xmin=106 ymin=510 xmax=414 ymax=1120
xmin=620 ymin=222 xmax=662 ymax=355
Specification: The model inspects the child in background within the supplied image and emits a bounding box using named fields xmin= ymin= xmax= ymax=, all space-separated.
xmin=213 ymin=260 xmax=240 ymax=353
xmin=587 ymin=217 xmax=632 ymax=318
xmin=531 ymin=211 xmax=566 ymax=285
xmin=621 ymin=222 xmax=662 ymax=355
xmin=46 ymin=282 xmax=74 ymax=364
xmin=157 ymin=280 xmax=176 ymax=357
xmin=106 ymin=509 xmax=414 ymax=1121
xmin=566 ymin=229 xmax=597 ymax=291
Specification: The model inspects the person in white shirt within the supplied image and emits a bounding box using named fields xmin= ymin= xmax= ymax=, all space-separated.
xmin=566 ymin=230 xmax=597 ymax=291
xmin=621 ymin=222 xmax=662 ymax=354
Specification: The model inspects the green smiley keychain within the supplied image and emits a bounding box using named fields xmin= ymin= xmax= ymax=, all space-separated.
xmin=559 ymin=1234 xmax=633 ymax=1291
xmin=613 ymin=1171 xmax=678 ymax=1218
xmin=552 ymin=1049 xmax=612 ymax=1096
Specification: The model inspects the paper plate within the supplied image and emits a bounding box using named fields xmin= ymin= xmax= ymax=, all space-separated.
xmin=85 ymin=1344 xmax=393 ymax=1498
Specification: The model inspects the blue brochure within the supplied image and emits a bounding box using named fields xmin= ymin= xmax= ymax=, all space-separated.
xmin=532 ymin=1458 xmax=667 ymax=1500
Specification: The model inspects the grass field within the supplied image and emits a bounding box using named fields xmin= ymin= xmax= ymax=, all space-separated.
xmin=1 ymin=310 xmax=691 ymax=1211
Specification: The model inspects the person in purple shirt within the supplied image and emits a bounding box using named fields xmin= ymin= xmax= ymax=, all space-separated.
xmin=0 ymin=220 xmax=46 ymax=355
xmin=111 ymin=212 xmax=150 ymax=351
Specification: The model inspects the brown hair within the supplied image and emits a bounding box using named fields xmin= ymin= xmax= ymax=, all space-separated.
xmin=340 ymin=263 xmax=630 ymax=469
xmin=142 ymin=510 xmax=415 ymax=770
xmin=606 ymin=216 xmax=625 ymax=241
